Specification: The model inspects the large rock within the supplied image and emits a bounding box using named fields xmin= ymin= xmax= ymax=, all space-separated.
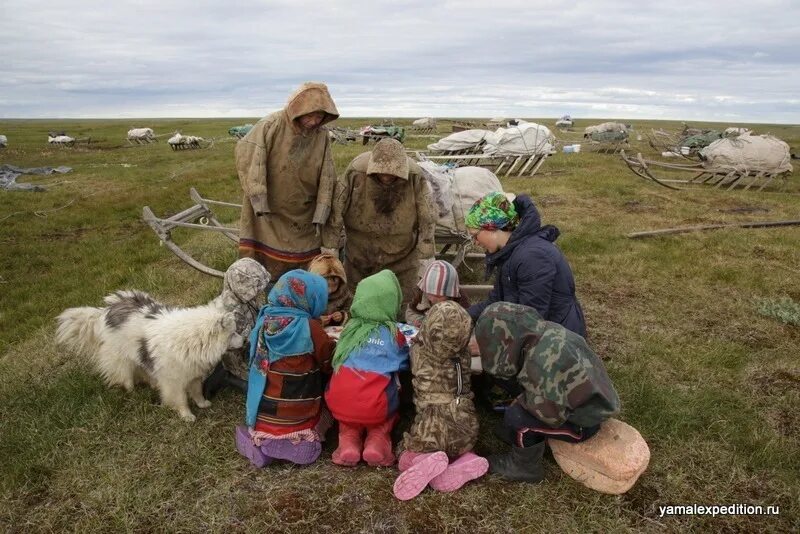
xmin=548 ymin=418 xmax=650 ymax=494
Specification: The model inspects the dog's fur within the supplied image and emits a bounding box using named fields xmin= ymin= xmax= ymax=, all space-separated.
xmin=56 ymin=290 xmax=243 ymax=422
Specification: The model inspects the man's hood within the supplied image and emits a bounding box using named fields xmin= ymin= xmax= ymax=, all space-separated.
xmin=285 ymin=81 xmax=339 ymax=127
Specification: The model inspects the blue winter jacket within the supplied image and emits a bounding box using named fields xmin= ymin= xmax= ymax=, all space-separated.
xmin=467 ymin=195 xmax=587 ymax=337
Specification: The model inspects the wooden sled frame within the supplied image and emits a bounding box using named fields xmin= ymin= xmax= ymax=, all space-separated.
xmin=620 ymin=150 xmax=786 ymax=192
xmin=48 ymin=137 xmax=93 ymax=148
xmin=415 ymin=150 xmax=551 ymax=178
xmin=143 ymin=188 xmax=491 ymax=299
xmin=169 ymin=138 xmax=214 ymax=151
xmin=143 ymin=188 xmax=240 ymax=278
xmin=127 ymin=136 xmax=158 ymax=145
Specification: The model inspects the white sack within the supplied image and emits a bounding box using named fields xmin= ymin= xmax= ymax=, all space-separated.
xmin=413 ymin=117 xmax=437 ymax=127
xmin=427 ymin=129 xmax=491 ymax=151
xmin=584 ymin=122 xmax=628 ymax=136
xmin=127 ymin=127 xmax=154 ymax=139
xmin=700 ymin=134 xmax=792 ymax=174
xmin=419 ymin=161 xmax=504 ymax=232
xmin=483 ymin=121 xmax=555 ymax=156
xmin=48 ymin=135 xmax=74 ymax=144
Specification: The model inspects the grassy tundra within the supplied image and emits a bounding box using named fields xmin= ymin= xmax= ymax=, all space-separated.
xmin=0 ymin=117 xmax=798 ymax=532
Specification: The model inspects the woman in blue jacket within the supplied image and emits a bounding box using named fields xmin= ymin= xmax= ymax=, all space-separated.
xmin=465 ymin=192 xmax=586 ymax=338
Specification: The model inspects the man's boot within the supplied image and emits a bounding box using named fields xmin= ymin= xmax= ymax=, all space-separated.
xmin=488 ymin=441 xmax=546 ymax=483
xmin=202 ymin=363 xmax=228 ymax=399
xmin=493 ymin=421 xmax=516 ymax=446
xmin=224 ymin=373 xmax=248 ymax=394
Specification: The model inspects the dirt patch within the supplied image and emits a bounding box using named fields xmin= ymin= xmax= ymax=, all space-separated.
xmin=537 ymin=195 xmax=565 ymax=206
xmin=718 ymin=205 xmax=770 ymax=214
xmin=623 ymin=200 xmax=660 ymax=213
xmin=749 ymin=367 xmax=800 ymax=396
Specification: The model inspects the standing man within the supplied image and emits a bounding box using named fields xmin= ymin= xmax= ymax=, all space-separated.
xmin=236 ymin=82 xmax=340 ymax=280
xmin=327 ymin=138 xmax=436 ymax=306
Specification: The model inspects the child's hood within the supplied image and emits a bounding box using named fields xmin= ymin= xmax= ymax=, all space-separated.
xmin=308 ymin=253 xmax=347 ymax=285
xmin=418 ymin=301 xmax=472 ymax=361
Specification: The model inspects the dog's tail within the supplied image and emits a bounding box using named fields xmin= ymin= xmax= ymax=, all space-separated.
xmin=56 ymin=306 xmax=105 ymax=357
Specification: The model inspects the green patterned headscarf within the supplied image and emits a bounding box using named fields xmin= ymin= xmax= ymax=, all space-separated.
xmin=332 ymin=269 xmax=401 ymax=371
xmin=465 ymin=192 xmax=519 ymax=231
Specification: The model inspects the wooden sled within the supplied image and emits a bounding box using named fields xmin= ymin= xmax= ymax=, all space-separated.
xmin=142 ymin=188 xmax=240 ymax=278
xmin=143 ymin=187 xmax=491 ymax=299
xmin=415 ymin=150 xmax=550 ymax=178
xmin=169 ymin=138 xmax=214 ymax=151
xmin=621 ymin=150 xmax=785 ymax=192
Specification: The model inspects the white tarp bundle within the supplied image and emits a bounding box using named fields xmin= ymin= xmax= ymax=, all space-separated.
xmin=418 ymin=161 xmax=504 ymax=232
xmin=584 ymin=122 xmax=628 ymax=136
xmin=127 ymin=127 xmax=155 ymax=140
xmin=483 ymin=121 xmax=555 ymax=156
xmin=427 ymin=129 xmax=491 ymax=151
xmin=724 ymin=127 xmax=752 ymax=137
xmin=0 ymin=135 xmax=7 ymax=147
xmin=556 ymin=115 xmax=573 ymax=127
xmin=168 ymin=133 xmax=203 ymax=145
xmin=48 ymin=135 xmax=74 ymax=144
xmin=700 ymin=134 xmax=793 ymax=174
xmin=413 ymin=117 xmax=437 ymax=128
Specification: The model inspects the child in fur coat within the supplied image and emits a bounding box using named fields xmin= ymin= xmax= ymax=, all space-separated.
xmin=324 ymin=269 xmax=409 ymax=467
xmin=393 ymin=300 xmax=488 ymax=500
xmin=308 ymin=253 xmax=352 ymax=327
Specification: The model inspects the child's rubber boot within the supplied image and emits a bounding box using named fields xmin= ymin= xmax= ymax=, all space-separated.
xmin=397 ymin=451 xmax=426 ymax=472
xmin=235 ymin=426 xmax=271 ymax=468
xmin=260 ymin=438 xmax=321 ymax=465
xmin=362 ymin=417 xmax=396 ymax=467
xmin=332 ymin=422 xmax=363 ymax=466
xmin=392 ymin=451 xmax=448 ymax=500
xmin=429 ymin=452 xmax=489 ymax=492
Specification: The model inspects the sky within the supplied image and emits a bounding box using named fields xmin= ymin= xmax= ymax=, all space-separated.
xmin=1 ymin=0 xmax=798 ymax=123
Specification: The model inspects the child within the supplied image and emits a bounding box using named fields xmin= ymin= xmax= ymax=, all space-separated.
xmin=405 ymin=260 xmax=470 ymax=328
xmin=325 ymin=269 xmax=409 ymax=467
xmin=235 ymin=269 xmax=335 ymax=467
xmin=307 ymin=252 xmax=352 ymax=327
xmin=393 ymin=301 xmax=488 ymax=500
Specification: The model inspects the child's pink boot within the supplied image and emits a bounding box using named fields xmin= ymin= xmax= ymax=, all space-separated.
xmin=397 ymin=451 xmax=426 ymax=471
xmin=332 ymin=422 xmax=363 ymax=466
xmin=429 ymin=452 xmax=489 ymax=492
xmin=393 ymin=451 xmax=448 ymax=500
xmin=362 ymin=417 xmax=396 ymax=467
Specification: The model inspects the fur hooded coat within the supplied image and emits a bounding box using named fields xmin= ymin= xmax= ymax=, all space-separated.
xmin=328 ymin=139 xmax=436 ymax=303
xmin=236 ymin=82 xmax=340 ymax=269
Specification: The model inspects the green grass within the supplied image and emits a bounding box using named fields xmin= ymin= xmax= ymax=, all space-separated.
xmin=1 ymin=117 xmax=799 ymax=532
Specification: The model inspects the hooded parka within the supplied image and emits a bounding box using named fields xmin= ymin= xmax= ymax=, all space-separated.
xmin=236 ymin=82 xmax=340 ymax=278
xmin=328 ymin=139 xmax=436 ymax=305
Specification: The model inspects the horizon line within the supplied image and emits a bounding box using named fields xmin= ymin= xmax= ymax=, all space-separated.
xmin=1 ymin=116 xmax=798 ymax=126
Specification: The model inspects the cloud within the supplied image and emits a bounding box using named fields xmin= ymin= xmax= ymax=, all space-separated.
xmin=0 ymin=0 xmax=798 ymax=122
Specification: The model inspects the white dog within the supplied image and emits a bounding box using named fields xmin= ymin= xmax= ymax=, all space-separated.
xmin=56 ymin=290 xmax=244 ymax=422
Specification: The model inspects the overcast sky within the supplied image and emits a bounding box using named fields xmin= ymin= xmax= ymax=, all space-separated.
xmin=1 ymin=0 xmax=798 ymax=123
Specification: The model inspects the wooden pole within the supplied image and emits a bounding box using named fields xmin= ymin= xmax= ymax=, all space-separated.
xmin=627 ymin=220 xmax=800 ymax=239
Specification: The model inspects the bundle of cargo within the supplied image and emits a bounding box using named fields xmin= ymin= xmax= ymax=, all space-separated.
xmin=622 ymin=133 xmax=793 ymax=192
xmin=127 ymin=127 xmax=157 ymax=145
xmin=228 ymin=124 xmax=253 ymax=138
xmin=168 ymin=133 xmax=211 ymax=150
